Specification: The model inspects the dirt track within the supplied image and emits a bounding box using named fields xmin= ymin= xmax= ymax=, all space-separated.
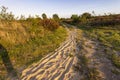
xmin=21 ymin=28 xmax=80 ymax=80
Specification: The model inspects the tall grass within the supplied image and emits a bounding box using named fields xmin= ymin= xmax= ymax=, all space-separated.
xmin=0 ymin=20 xmax=67 ymax=78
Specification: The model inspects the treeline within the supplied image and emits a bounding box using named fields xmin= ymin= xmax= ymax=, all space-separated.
xmin=0 ymin=6 xmax=60 ymax=31
xmin=63 ymin=12 xmax=120 ymax=27
xmin=1 ymin=6 xmax=120 ymax=28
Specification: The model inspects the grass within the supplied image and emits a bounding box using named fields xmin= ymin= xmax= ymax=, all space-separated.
xmin=68 ymin=53 xmax=74 ymax=57
xmin=111 ymin=54 xmax=120 ymax=69
xmin=80 ymin=55 xmax=89 ymax=66
xmin=0 ymin=21 xmax=67 ymax=78
xmin=83 ymin=26 xmax=120 ymax=51
xmin=87 ymin=68 xmax=101 ymax=80
xmin=75 ymin=41 xmax=101 ymax=80
xmin=77 ymin=54 xmax=101 ymax=80
xmin=77 ymin=26 xmax=120 ymax=74
xmin=79 ymin=25 xmax=120 ymax=69
xmin=111 ymin=69 xmax=120 ymax=75
xmin=76 ymin=25 xmax=120 ymax=79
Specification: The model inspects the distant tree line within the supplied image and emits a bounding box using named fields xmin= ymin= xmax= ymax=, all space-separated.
xmin=1 ymin=6 xmax=120 ymax=28
xmin=0 ymin=6 xmax=60 ymax=31
xmin=63 ymin=12 xmax=120 ymax=27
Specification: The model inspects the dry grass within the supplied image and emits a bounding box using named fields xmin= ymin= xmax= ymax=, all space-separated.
xmin=0 ymin=21 xmax=67 ymax=79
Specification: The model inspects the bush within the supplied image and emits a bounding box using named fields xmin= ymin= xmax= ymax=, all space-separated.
xmin=40 ymin=19 xmax=59 ymax=31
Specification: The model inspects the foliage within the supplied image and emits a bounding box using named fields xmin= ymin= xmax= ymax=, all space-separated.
xmin=0 ymin=20 xmax=67 ymax=79
xmin=0 ymin=6 xmax=14 ymax=20
xmin=79 ymin=13 xmax=91 ymax=24
xmin=40 ymin=19 xmax=59 ymax=31
xmin=19 ymin=15 xmax=26 ymax=20
xmin=78 ymin=25 xmax=120 ymax=51
xmin=64 ymin=13 xmax=120 ymax=27
xmin=87 ymin=68 xmax=100 ymax=80
xmin=53 ymin=14 xmax=60 ymax=22
xmin=42 ymin=13 xmax=47 ymax=19
xmin=81 ymin=12 xmax=92 ymax=19
xmin=71 ymin=14 xmax=79 ymax=23
xmin=0 ymin=7 xmax=66 ymax=78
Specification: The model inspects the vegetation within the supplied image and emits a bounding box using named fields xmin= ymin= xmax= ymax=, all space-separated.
xmin=42 ymin=13 xmax=47 ymax=19
xmin=40 ymin=19 xmax=59 ymax=31
xmin=111 ymin=69 xmax=120 ymax=75
xmin=79 ymin=26 xmax=120 ymax=70
xmin=65 ymin=12 xmax=120 ymax=80
xmin=64 ymin=12 xmax=120 ymax=27
xmin=53 ymin=14 xmax=60 ymax=22
xmin=71 ymin=14 xmax=79 ymax=23
xmin=111 ymin=54 xmax=120 ymax=68
xmin=83 ymin=27 xmax=120 ymax=51
xmin=0 ymin=6 xmax=67 ymax=79
xmin=0 ymin=6 xmax=15 ymax=20
xmin=1 ymin=5 xmax=120 ymax=79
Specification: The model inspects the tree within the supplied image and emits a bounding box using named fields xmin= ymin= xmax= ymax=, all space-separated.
xmin=53 ymin=14 xmax=59 ymax=22
xmin=80 ymin=12 xmax=92 ymax=24
xmin=92 ymin=11 xmax=96 ymax=16
xmin=0 ymin=6 xmax=8 ymax=19
xmin=81 ymin=12 xmax=91 ymax=19
xmin=20 ymin=15 xmax=25 ymax=20
xmin=42 ymin=13 xmax=47 ymax=19
xmin=0 ymin=6 xmax=15 ymax=20
xmin=71 ymin=14 xmax=79 ymax=23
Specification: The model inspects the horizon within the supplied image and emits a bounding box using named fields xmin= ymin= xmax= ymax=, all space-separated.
xmin=1 ymin=0 xmax=120 ymax=18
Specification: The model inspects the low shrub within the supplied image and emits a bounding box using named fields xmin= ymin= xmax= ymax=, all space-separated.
xmin=40 ymin=19 xmax=59 ymax=31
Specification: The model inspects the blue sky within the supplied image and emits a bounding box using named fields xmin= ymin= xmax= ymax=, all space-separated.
xmin=0 ymin=0 xmax=120 ymax=18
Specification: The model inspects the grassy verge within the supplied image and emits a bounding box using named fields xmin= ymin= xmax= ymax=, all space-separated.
xmin=79 ymin=25 xmax=120 ymax=69
xmin=0 ymin=21 xmax=67 ymax=78
xmin=82 ymin=26 xmax=120 ymax=51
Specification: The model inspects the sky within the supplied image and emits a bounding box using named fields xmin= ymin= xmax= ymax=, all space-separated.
xmin=0 ymin=0 xmax=120 ymax=18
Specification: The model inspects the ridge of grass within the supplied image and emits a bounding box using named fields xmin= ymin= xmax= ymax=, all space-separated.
xmin=0 ymin=21 xmax=67 ymax=79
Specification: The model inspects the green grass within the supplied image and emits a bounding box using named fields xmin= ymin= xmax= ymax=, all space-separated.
xmin=83 ymin=26 xmax=120 ymax=51
xmin=80 ymin=25 xmax=120 ymax=69
xmin=2 ymin=27 xmax=67 ymax=66
xmin=77 ymin=55 xmax=101 ymax=80
xmin=0 ymin=21 xmax=67 ymax=78
xmin=111 ymin=54 xmax=120 ymax=69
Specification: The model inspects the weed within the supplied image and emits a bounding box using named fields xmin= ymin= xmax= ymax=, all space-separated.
xmin=68 ymin=53 xmax=74 ymax=57
xmin=111 ymin=54 xmax=120 ymax=68
xmin=111 ymin=69 xmax=120 ymax=75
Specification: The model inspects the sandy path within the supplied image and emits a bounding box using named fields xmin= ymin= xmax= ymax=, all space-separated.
xmin=21 ymin=28 xmax=80 ymax=80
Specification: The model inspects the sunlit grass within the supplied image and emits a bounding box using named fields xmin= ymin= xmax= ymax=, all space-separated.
xmin=0 ymin=21 xmax=67 ymax=78
xmin=84 ymin=26 xmax=120 ymax=51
